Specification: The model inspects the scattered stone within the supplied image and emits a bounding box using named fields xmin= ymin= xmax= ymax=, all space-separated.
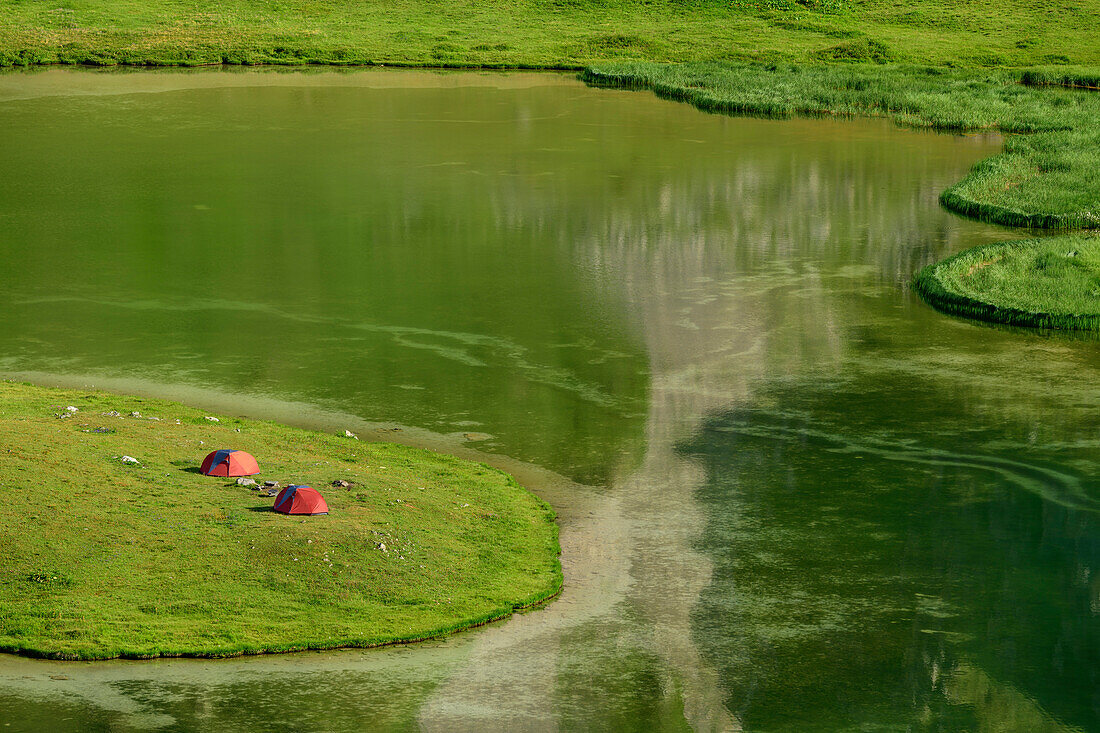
xmin=343 ymin=430 xmax=358 ymax=439
xmin=376 ymin=542 xmax=387 ymax=553
xmin=91 ymin=427 xmax=111 ymax=434
xmin=205 ymin=416 xmax=220 ymax=422
xmin=103 ymin=411 xmax=121 ymax=417
xmin=264 ymin=480 xmax=279 ymax=488
xmin=236 ymin=478 xmax=257 ymax=487
xmin=56 ymin=412 xmax=73 ymax=420
xmin=261 ymin=488 xmax=279 ymax=497
xmin=332 ymin=479 xmax=350 ymax=488
xmin=148 ymin=416 xmax=160 ymax=421
xmin=120 ymin=456 xmax=139 ymax=464
xmin=463 ymin=432 xmax=492 ymax=442
xmin=130 ymin=411 xmax=141 ymax=418
xmin=65 ymin=406 xmax=78 ymax=413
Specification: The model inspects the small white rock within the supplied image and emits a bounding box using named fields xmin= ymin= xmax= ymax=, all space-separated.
xmin=205 ymin=416 xmax=219 ymax=422
xmin=344 ymin=430 xmax=358 ymax=440
xmin=65 ymin=406 xmax=78 ymax=413
xmin=130 ymin=411 xmax=141 ymax=418
xmin=120 ymin=456 xmax=139 ymax=464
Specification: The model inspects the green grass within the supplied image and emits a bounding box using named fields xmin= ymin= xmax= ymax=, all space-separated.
xmin=913 ymin=235 xmax=1100 ymax=330
xmin=1 ymin=0 xmax=1100 ymax=69
xmin=0 ymin=381 xmax=561 ymax=660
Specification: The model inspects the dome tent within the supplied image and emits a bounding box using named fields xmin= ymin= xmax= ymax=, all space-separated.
xmin=273 ymin=485 xmax=329 ymax=516
xmin=200 ymin=449 xmax=260 ymax=477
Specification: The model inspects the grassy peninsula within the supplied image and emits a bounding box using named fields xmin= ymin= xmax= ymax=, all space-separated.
xmin=913 ymin=235 xmax=1100 ymax=330
xmin=0 ymin=381 xmax=561 ymax=660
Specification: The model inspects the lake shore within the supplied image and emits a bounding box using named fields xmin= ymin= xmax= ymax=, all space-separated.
xmin=0 ymin=380 xmax=562 ymax=661
xmin=582 ymin=61 xmax=1100 ymax=330
xmin=914 ymin=235 xmax=1100 ymax=331
xmin=3 ymin=0 xmax=1100 ymax=331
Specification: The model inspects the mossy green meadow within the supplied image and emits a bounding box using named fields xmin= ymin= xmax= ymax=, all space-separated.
xmin=2 ymin=0 xmax=1099 ymax=69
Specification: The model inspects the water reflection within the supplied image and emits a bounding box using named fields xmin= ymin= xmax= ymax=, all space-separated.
xmin=1 ymin=69 xmax=1095 ymax=731
xmin=681 ymin=377 xmax=1099 ymax=731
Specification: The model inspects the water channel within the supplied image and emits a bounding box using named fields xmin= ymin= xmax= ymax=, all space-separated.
xmin=0 ymin=68 xmax=1096 ymax=732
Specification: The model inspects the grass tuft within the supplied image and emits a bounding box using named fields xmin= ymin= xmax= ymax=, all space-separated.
xmin=812 ymin=38 xmax=895 ymax=64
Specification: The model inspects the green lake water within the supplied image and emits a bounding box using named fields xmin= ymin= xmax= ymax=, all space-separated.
xmin=0 ymin=69 xmax=1096 ymax=732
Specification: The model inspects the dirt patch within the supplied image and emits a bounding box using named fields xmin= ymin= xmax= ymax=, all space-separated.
xmin=965 ymin=255 xmax=1003 ymax=277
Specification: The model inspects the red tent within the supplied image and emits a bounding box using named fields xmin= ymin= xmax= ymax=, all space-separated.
xmin=200 ymin=449 xmax=260 ymax=477
xmin=273 ymin=485 xmax=329 ymax=516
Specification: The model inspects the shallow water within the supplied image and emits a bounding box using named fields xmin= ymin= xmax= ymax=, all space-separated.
xmin=0 ymin=68 xmax=1096 ymax=732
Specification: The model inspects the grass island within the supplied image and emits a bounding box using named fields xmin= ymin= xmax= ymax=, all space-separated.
xmin=0 ymin=381 xmax=561 ymax=661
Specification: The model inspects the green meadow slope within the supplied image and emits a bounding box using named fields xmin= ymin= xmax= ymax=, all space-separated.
xmin=0 ymin=381 xmax=561 ymax=660
xmin=1 ymin=0 xmax=1099 ymax=68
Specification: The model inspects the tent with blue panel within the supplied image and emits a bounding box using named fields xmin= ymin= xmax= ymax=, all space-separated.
xmin=200 ymin=449 xmax=260 ymax=477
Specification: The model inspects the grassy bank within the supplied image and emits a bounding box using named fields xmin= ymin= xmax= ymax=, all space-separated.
xmin=1 ymin=0 xmax=1100 ymax=69
xmin=913 ymin=235 xmax=1100 ymax=330
xmin=582 ymin=61 xmax=1100 ymax=329
xmin=582 ymin=62 xmax=1100 ymax=230
xmin=0 ymin=381 xmax=561 ymax=660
